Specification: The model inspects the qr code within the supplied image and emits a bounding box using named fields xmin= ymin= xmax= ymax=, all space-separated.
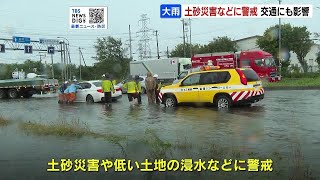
xmin=89 ymin=8 xmax=104 ymax=24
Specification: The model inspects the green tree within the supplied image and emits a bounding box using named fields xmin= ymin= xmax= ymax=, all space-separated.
xmin=203 ymin=36 xmax=238 ymax=53
xmin=316 ymin=51 xmax=320 ymax=71
xmin=290 ymin=26 xmax=313 ymax=72
xmin=94 ymin=36 xmax=130 ymax=80
xmin=257 ymin=23 xmax=313 ymax=72
xmin=170 ymin=43 xmax=204 ymax=58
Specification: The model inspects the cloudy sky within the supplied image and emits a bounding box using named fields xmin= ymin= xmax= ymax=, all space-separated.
xmin=0 ymin=0 xmax=319 ymax=65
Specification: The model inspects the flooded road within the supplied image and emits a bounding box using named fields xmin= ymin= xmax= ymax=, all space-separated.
xmin=0 ymin=90 xmax=320 ymax=180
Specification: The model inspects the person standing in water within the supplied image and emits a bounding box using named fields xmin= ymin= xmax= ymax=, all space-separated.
xmin=135 ymin=75 xmax=142 ymax=104
xmin=145 ymin=72 xmax=156 ymax=104
xmin=123 ymin=75 xmax=138 ymax=106
xmin=102 ymin=73 xmax=115 ymax=107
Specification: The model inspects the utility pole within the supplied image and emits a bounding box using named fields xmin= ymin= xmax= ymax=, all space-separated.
xmin=38 ymin=52 xmax=46 ymax=74
xmin=57 ymin=37 xmax=71 ymax=79
xmin=167 ymin=46 xmax=169 ymax=58
xmin=78 ymin=47 xmax=87 ymax=81
xmin=278 ymin=0 xmax=282 ymax=75
xmin=67 ymin=45 xmax=72 ymax=80
xmin=189 ymin=18 xmax=192 ymax=57
xmin=51 ymin=54 xmax=54 ymax=79
xmin=79 ymin=47 xmax=82 ymax=81
xmin=63 ymin=41 xmax=67 ymax=81
xmin=129 ymin=25 xmax=133 ymax=60
xmin=60 ymin=42 xmax=64 ymax=81
xmin=155 ymin=30 xmax=160 ymax=59
xmin=182 ymin=19 xmax=186 ymax=58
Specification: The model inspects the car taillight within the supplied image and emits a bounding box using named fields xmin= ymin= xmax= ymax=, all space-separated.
xmin=235 ymin=68 xmax=248 ymax=85
xmin=97 ymin=89 xmax=103 ymax=93
xmin=116 ymin=88 xmax=121 ymax=91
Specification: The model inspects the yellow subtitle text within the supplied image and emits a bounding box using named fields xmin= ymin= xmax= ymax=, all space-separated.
xmin=47 ymin=158 xmax=273 ymax=172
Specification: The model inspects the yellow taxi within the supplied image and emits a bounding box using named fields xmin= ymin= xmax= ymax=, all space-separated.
xmin=158 ymin=66 xmax=264 ymax=108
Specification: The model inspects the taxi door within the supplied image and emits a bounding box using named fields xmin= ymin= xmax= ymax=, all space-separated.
xmin=198 ymin=71 xmax=231 ymax=103
xmin=176 ymin=73 xmax=200 ymax=103
xmin=197 ymin=72 xmax=218 ymax=103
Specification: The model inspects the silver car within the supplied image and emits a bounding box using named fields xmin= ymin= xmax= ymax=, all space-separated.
xmin=117 ymin=76 xmax=147 ymax=94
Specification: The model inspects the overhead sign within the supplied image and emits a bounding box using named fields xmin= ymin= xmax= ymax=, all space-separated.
xmin=40 ymin=38 xmax=60 ymax=45
xmin=48 ymin=46 xmax=55 ymax=54
xmin=24 ymin=45 xmax=33 ymax=54
xmin=13 ymin=36 xmax=31 ymax=43
xmin=0 ymin=44 xmax=5 ymax=53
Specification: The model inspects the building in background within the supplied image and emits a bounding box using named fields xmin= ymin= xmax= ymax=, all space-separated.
xmin=234 ymin=35 xmax=320 ymax=72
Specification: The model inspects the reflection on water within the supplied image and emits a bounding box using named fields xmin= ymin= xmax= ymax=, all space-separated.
xmin=0 ymin=91 xmax=320 ymax=179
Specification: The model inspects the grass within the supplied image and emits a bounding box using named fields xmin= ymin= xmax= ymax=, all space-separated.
xmin=18 ymin=119 xmax=91 ymax=137
xmin=18 ymin=118 xmax=126 ymax=143
xmin=263 ymin=77 xmax=320 ymax=88
xmin=0 ymin=116 xmax=10 ymax=127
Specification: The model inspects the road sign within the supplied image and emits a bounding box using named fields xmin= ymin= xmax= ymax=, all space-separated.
xmin=160 ymin=4 xmax=182 ymax=18
xmin=13 ymin=36 xmax=31 ymax=43
xmin=40 ymin=38 xmax=60 ymax=45
xmin=24 ymin=45 xmax=33 ymax=54
xmin=48 ymin=46 xmax=55 ymax=54
xmin=0 ymin=44 xmax=5 ymax=53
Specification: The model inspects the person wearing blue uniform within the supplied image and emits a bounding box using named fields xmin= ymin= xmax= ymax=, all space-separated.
xmin=68 ymin=79 xmax=82 ymax=103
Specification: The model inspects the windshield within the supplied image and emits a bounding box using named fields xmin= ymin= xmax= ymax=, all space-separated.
xmin=254 ymin=57 xmax=276 ymax=67
xmin=179 ymin=72 xmax=188 ymax=79
xmin=264 ymin=57 xmax=276 ymax=67
xmin=92 ymin=81 xmax=102 ymax=87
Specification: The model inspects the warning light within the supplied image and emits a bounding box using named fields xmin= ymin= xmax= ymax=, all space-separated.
xmin=200 ymin=65 xmax=220 ymax=71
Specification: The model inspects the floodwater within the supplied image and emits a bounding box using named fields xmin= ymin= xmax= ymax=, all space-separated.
xmin=0 ymin=90 xmax=320 ymax=180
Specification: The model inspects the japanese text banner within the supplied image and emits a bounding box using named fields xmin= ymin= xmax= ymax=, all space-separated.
xmin=181 ymin=4 xmax=313 ymax=18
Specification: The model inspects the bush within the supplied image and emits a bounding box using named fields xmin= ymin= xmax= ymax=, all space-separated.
xmin=283 ymin=72 xmax=320 ymax=78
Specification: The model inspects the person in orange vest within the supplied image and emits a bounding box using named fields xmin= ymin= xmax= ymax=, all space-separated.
xmin=68 ymin=79 xmax=82 ymax=104
xmin=58 ymin=81 xmax=69 ymax=104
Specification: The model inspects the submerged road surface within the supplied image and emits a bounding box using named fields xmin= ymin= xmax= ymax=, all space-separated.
xmin=0 ymin=90 xmax=319 ymax=180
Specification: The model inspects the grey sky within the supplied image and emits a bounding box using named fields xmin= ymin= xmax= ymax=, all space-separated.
xmin=0 ymin=0 xmax=319 ymax=66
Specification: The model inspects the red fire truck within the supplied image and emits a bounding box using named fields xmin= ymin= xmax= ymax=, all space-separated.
xmin=190 ymin=50 xmax=281 ymax=82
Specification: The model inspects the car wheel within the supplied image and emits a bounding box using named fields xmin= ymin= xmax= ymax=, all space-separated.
xmin=215 ymin=95 xmax=232 ymax=109
xmin=164 ymin=95 xmax=177 ymax=107
xmin=8 ymin=89 xmax=18 ymax=99
xmin=23 ymin=93 xmax=33 ymax=98
xmin=86 ymin=95 xmax=94 ymax=103
xmin=0 ymin=89 xmax=7 ymax=99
